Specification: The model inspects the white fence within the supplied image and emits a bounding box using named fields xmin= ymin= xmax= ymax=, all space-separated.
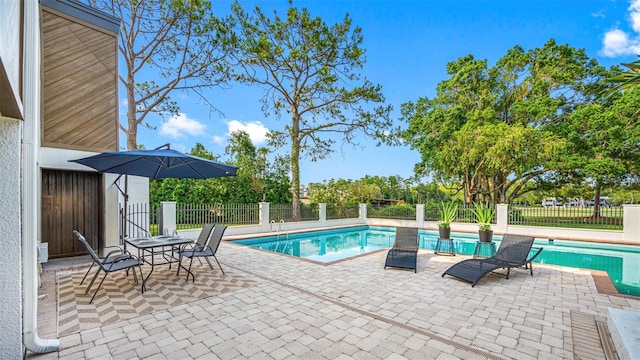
xmin=155 ymin=202 xmax=640 ymax=245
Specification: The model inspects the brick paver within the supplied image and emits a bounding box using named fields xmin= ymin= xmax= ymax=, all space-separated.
xmin=27 ymin=240 xmax=640 ymax=359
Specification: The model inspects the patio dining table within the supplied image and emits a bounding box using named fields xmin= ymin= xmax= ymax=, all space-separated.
xmin=124 ymin=235 xmax=194 ymax=293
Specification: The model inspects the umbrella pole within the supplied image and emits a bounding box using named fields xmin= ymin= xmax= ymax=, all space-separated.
xmin=112 ymin=174 xmax=128 ymax=244
xmin=124 ymin=174 xmax=128 ymax=239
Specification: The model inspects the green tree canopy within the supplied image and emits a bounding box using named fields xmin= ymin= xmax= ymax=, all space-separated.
xmin=564 ymin=87 xmax=640 ymax=214
xmin=231 ymin=2 xmax=392 ymax=220
xmin=395 ymin=39 xmax=605 ymax=204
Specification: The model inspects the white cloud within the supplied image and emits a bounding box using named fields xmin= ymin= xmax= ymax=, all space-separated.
xmin=603 ymin=29 xmax=632 ymax=56
xmin=213 ymin=119 xmax=269 ymax=145
xmin=601 ymin=0 xmax=640 ymax=57
xmin=212 ymin=135 xmax=226 ymax=145
xmin=160 ymin=113 xmax=206 ymax=138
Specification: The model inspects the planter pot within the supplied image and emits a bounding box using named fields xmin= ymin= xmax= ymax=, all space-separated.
xmin=478 ymin=229 xmax=493 ymax=243
xmin=438 ymin=227 xmax=451 ymax=239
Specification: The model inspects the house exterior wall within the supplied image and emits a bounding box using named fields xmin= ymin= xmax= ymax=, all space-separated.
xmin=0 ymin=0 xmax=24 ymax=355
xmin=0 ymin=116 xmax=23 ymax=356
xmin=0 ymin=0 xmax=23 ymax=119
xmin=0 ymin=0 xmax=120 ymax=355
xmin=40 ymin=3 xmax=119 ymax=152
xmin=38 ymin=0 xmax=121 ymax=253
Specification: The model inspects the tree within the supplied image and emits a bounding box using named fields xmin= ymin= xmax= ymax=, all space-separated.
xmin=347 ymin=180 xmax=381 ymax=204
xmin=565 ymin=87 xmax=640 ymax=216
xmin=308 ymin=180 xmax=342 ymax=205
xmin=87 ymin=0 xmax=236 ymax=150
xmin=226 ymin=130 xmax=266 ymax=198
xmin=225 ymin=130 xmax=292 ymax=202
xmin=231 ymin=2 xmax=392 ymax=220
xmin=395 ymin=40 xmax=604 ymax=204
xmin=149 ymin=142 xmax=291 ymax=206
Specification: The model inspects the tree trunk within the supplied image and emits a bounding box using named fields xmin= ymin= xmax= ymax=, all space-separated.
xmin=593 ymin=187 xmax=602 ymax=219
xmin=125 ymin=59 xmax=137 ymax=150
xmin=290 ymin=114 xmax=301 ymax=221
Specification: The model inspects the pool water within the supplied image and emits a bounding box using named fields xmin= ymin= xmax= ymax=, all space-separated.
xmin=233 ymin=226 xmax=640 ymax=296
xmin=234 ymin=226 xmax=395 ymax=263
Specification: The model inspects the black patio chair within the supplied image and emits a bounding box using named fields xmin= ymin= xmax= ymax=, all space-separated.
xmin=384 ymin=227 xmax=419 ymax=273
xmin=442 ymin=234 xmax=543 ymax=287
xmin=177 ymin=224 xmax=227 ymax=282
xmin=73 ymin=230 xmax=143 ymax=303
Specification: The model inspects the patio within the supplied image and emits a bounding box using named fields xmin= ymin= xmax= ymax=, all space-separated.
xmin=28 ymin=239 xmax=639 ymax=359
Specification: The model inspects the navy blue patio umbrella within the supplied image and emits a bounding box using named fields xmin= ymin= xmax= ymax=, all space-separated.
xmin=70 ymin=145 xmax=238 ymax=239
xmin=69 ymin=147 xmax=238 ymax=179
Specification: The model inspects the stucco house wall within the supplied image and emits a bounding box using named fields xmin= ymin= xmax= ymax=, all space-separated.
xmin=0 ymin=0 xmax=23 ymax=119
xmin=0 ymin=116 xmax=23 ymax=356
xmin=0 ymin=0 xmax=25 ymax=355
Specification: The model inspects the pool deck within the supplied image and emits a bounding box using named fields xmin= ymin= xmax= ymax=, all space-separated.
xmin=27 ymin=240 xmax=640 ymax=359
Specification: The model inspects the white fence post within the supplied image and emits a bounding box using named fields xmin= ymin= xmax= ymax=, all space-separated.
xmin=259 ymin=202 xmax=270 ymax=232
xmin=359 ymin=203 xmax=367 ymax=221
xmin=623 ymin=205 xmax=640 ymax=243
xmin=159 ymin=201 xmax=176 ymax=235
xmin=319 ymin=203 xmax=327 ymax=222
xmin=496 ymin=204 xmax=508 ymax=233
xmin=416 ymin=204 xmax=425 ymax=228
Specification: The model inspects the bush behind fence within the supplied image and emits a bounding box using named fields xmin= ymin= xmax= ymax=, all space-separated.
xmin=143 ymin=202 xmax=624 ymax=231
xmin=175 ymin=203 xmax=260 ymax=230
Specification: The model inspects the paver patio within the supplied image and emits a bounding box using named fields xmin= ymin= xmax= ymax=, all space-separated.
xmin=27 ymin=239 xmax=640 ymax=359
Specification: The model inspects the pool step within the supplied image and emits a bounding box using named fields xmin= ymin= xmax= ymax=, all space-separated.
xmin=608 ymin=308 xmax=640 ymax=360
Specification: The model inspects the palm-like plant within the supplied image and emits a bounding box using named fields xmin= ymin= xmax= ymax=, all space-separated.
xmin=605 ymin=57 xmax=640 ymax=95
xmin=470 ymin=202 xmax=495 ymax=231
xmin=437 ymin=201 xmax=457 ymax=229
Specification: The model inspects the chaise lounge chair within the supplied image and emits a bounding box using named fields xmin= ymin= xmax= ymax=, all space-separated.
xmin=384 ymin=227 xmax=419 ymax=273
xmin=442 ymin=234 xmax=543 ymax=286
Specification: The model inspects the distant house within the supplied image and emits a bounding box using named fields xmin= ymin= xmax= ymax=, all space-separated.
xmin=0 ymin=0 xmax=123 ymax=356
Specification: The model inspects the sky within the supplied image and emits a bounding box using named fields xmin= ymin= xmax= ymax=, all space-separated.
xmin=130 ymin=0 xmax=640 ymax=185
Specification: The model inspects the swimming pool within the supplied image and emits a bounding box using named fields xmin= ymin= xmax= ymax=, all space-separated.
xmin=235 ymin=226 xmax=395 ymax=263
xmin=233 ymin=226 xmax=640 ymax=296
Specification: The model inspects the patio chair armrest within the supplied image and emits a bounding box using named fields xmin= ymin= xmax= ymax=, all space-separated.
xmin=526 ymin=247 xmax=543 ymax=263
xmin=106 ymin=253 xmax=134 ymax=264
xmin=179 ymin=242 xmax=195 ymax=252
xmin=181 ymin=244 xmax=207 ymax=256
xmin=103 ymin=247 xmax=129 ymax=260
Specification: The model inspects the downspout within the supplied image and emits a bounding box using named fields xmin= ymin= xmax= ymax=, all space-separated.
xmin=22 ymin=0 xmax=60 ymax=353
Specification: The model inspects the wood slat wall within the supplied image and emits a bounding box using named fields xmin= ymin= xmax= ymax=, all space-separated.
xmin=41 ymin=8 xmax=118 ymax=152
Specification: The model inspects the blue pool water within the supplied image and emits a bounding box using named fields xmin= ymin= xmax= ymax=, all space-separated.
xmin=233 ymin=226 xmax=640 ymax=296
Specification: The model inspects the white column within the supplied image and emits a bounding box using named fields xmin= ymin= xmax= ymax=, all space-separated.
xmin=496 ymin=204 xmax=509 ymax=233
xmin=159 ymin=202 xmax=177 ymax=235
xmin=416 ymin=204 xmax=425 ymax=228
xmin=319 ymin=203 xmax=327 ymax=222
xmin=623 ymin=205 xmax=640 ymax=243
xmin=359 ymin=203 xmax=367 ymax=221
xmin=259 ymin=202 xmax=270 ymax=232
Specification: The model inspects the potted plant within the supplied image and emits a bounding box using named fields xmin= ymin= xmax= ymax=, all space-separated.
xmin=437 ymin=201 xmax=457 ymax=239
xmin=470 ymin=202 xmax=495 ymax=242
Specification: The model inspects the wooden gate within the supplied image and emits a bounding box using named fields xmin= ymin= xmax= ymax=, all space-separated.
xmin=41 ymin=169 xmax=103 ymax=258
